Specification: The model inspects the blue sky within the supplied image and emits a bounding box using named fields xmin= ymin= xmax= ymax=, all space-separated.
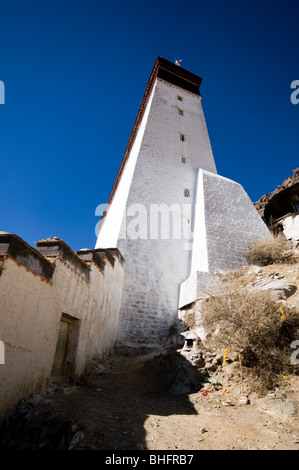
xmin=0 ymin=0 xmax=298 ymax=251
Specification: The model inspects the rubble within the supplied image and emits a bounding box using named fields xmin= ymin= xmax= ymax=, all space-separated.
xmin=0 ymin=392 xmax=84 ymax=450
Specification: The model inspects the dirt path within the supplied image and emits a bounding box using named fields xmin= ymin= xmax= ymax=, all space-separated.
xmin=4 ymin=352 xmax=297 ymax=451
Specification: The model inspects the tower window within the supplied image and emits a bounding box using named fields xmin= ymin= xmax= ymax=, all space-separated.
xmin=177 ymin=95 xmax=183 ymax=101
xmin=178 ymin=109 xmax=184 ymax=116
xmin=180 ymin=133 xmax=185 ymax=141
xmin=184 ymin=188 xmax=190 ymax=197
xmin=181 ymin=157 xmax=186 ymax=164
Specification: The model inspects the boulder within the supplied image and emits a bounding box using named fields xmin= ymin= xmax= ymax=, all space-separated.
xmin=259 ymin=280 xmax=297 ymax=300
xmin=258 ymin=396 xmax=298 ymax=417
xmin=204 ymin=362 xmax=217 ymax=373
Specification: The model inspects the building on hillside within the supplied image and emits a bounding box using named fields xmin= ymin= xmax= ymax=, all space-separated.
xmin=0 ymin=57 xmax=271 ymax=420
xmin=263 ymin=182 xmax=299 ymax=246
xmin=254 ymin=168 xmax=299 ymax=246
xmin=95 ymin=57 xmax=269 ymax=351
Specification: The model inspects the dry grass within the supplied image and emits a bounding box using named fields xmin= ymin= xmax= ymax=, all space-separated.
xmin=245 ymin=235 xmax=293 ymax=266
xmin=182 ymin=312 xmax=196 ymax=331
xmin=182 ymin=240 xmax=299 ymax=391
xmin=201 ymin=285 xmax=299 ymax=391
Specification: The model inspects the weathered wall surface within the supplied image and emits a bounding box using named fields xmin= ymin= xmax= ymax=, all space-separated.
xmin=199 ymin=170 xmax=270 ymax=272
xmin=75 ymin=249 xmax=125 ymax=363
xmin=0 ymin=256 xmax=54 ymax=421
xmin=179 ymin=170 xmax=270 ymax=307
xmin=0 ymin=234 xmax=124 ymax=421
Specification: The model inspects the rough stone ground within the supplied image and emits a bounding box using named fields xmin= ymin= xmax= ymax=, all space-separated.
xmin=1 ymin=350 xmax=298 ymax=451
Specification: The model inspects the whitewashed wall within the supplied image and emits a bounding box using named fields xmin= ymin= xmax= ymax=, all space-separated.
xmin=0 ymin=236 xmax=124 ymax=421
xmin=282 ymin=214 xmax=299 ymax=245
xmin=179 ymin=170 xmax=270 ymax=307
xmin=97 ymin=77 xmax=217 ymax=346
xmin=0 ymin=257 xmax=54 ymax=420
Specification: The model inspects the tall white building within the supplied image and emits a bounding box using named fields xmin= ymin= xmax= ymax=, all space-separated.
xmin=96 ymin=57 xmax=269 ymax=348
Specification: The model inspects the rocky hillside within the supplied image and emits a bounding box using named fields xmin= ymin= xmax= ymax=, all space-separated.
xmin=254 ymin=168 xmax=299 ymax=217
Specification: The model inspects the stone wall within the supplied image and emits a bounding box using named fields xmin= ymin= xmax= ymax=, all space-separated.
xmin=201 ymin=170 xmax=270 ymax=272
xmin=179 ymin=170 xmax=270 ymax=308
xmin=0 ymin=234 xmax=124 ymax=421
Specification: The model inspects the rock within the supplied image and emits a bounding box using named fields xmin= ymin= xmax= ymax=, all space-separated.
xmin=261 ymin=398 xmax=297 ymax=417
xmin=254 ymin=168 xmax=299 ymax=217
xmin=190 ymin=351 xmax=205 ymax=367
xmin=27 ymin=394 xmax=50 ymax=407
xmin=248 ymin=266 xmax=263 ymax=275
xmin=68 ymin=431 xmax=85 ymax=450
xmin=193 ymin=357 xmax=205 ymax=368
xmin=205 ymin=352 xmax=216 ymax=358
xmin=259 ymin=280 xmax=297 ymax=300
xmin=212 ymin=355 xmax=223 ymax=365
xmin=205 ymin=362 xmax=217 ymax=372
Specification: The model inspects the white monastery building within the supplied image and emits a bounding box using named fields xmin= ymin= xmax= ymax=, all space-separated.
xmin=0 ymin=57 xmax=273 ymax=421
xmin=96 ymin=57 xmax=269 ymax=348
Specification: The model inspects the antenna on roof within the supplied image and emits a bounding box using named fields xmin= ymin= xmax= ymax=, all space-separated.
xmin=175 ymin=59 xmax=183 ymax=66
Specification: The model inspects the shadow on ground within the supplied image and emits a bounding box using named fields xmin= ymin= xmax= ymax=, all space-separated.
xmin=0 ymin=351 xmax=204 ymax=450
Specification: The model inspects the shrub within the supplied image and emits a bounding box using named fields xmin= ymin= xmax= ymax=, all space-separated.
xmin=201 ymin=286 xmax=299 ymax=390
xmin=245 ymin=235 xmax=292 ymax=266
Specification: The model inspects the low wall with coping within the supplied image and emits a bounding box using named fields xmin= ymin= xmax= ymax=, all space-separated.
xmin=0 ymin=233 xmax=125 ymax=422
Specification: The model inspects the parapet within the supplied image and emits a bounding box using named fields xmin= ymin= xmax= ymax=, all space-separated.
xmin=76 ymin=247 xmax=125 ymax=273
xmin=0 ymin=233 xmax=55 ymax=281
xmin=36 ymin=237 xmax=90 ymax=281
xmin=0 ymin=234 xmax=125 ymax=283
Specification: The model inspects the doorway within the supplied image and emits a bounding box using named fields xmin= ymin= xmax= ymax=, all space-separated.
xmin=51 ymin=313 xmax=80 ymax=381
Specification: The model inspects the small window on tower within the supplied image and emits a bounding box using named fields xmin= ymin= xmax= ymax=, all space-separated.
xmin=182 ymin=157 xmax=186 ymax=164
xmin=180 ymin=133 xmax=185 ymax=142
xmin=177 ymin=95 xmax=183 ymax=101
xmin=184 ymin=188 xmax=190 ymax=197
xmin=178 ymin=109 xmax=184 ymax=116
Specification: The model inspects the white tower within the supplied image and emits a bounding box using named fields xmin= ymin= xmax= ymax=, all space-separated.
xmin=96 ymin=57 xmax=269 ymax=349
